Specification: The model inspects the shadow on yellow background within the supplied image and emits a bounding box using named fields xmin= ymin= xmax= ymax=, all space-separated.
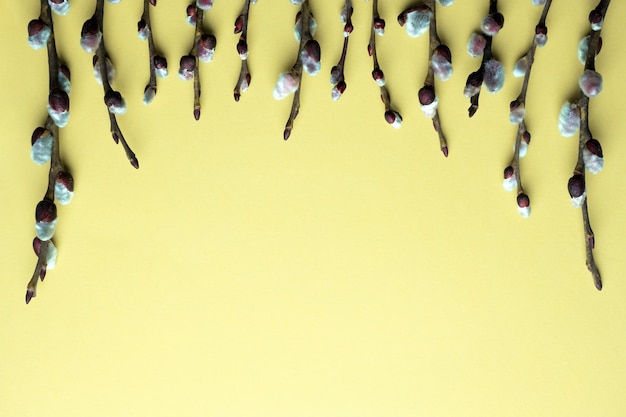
xmin=1 ymin=1 xmax=626 ymax=416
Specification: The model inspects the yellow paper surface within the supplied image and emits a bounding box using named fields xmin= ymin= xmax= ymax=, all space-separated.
xmin=2 ymin=1 xmax=626 ymax=416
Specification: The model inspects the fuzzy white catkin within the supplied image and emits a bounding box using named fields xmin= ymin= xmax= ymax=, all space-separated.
xmin=196 ymin=0 xmax=213 ymax=10
xmin=49 ymin=0 xmax=70 ymax=16
xmin=54 ymin=182 xmax=74 ymax=205
xmin=36 ymin=218 xmax=57 ymax=241
xmin=58 ymin=70 xmax=71 ymax=94
xmin=513 ymin=56 xmax=528 ymax=77
xmin=143 ymin=88 xmax=156 ymax=106
xmin=294 ymin=16 xmax=317 ymax=42
xmin=509 ymin=105 xmax=526 ymax=124
xmin=579 ymin=69 xmax=603 ymax=98
xmin=571 ymin=193 xmax=586 ymax=208
xmin=28 ymin=26 xmax=51 ymax=50
xmin=558 ymin=102 xmax=580 ymax=137
xmin=420 ymin=96 xmax=439 ymax=119
xmin=432 ymin=54 xmax=453 ymax=82
xmin=47 ymin=107 xmax=69 ymax=128
xmin=518 ymin=205 xmax=531 ymax=218
xmin=483 ymin=59 xmax=504 ymax=93
xmin=502 ymin=175 xmax=517 ymax=192
xmin=437 ymin=0 xmax=454 ymax=6
xmin=467 ymin=33 xmax=486 ymax=58
xmin=31 ymin=135 xmax=54 ymax=165
xmin=46 ymin=241 xmax=58 ymax=269
xmin=583 ymin=148 xmax=604 ymax=174
xmin=301 ymin=50 xmax=321 ymax=76
xmin=156 ymin=67 xmax=168 ymax=78
xmin=94 ymin=57 xmax=115 ymax=86
xmin=273 ymin=72 xmax=299 ymax=100
xmin=405 ymin=9 xmax=432 ymax=38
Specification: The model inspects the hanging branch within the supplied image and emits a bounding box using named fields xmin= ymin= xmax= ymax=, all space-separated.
xmin=368 ymin=0 xmax=402 ymax=128
xmin=138 ymin=0 xmax=169 ymax=105
xmin=329 ymin=0 xmax=353 ymax=101
xmin=26 ymin=0 xmax=75 ymax=303
xmin=273 ymin=0 xmax=321 ymax=140
xmin=398 ymin=0 xmax=454 ymax=156
xmin=180 ymin=1 xmax=217 ymax=120
xmin=559 ymin=0 xmax=610 ymax=290
xmin=80 ymin=0 xmax=138 ymax=168
xmin=502 ymin=0 xmax=553 ymax=218
xmin=233 ymin=0 xmax=256 ymax=101
xmin=464 ymin=0 xmax=505 ymax=117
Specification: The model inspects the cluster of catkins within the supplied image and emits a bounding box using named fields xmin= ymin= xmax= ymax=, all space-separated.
xmin=25 ymin=0 xmax=614 ymax=302
xmin=26 ymin=0 xmax=74 ymax=304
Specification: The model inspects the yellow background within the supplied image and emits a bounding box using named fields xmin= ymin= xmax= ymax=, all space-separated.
xmin=2 ymin=1 xmax=626 ymax=416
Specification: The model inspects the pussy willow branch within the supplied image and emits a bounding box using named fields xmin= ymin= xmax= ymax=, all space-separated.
xmin=28 ymin=0 xmax=64 ymax=303
xmin=94 ymin=0 xmax=138 ymax=168
xmin=283 ymin=0 xmax=312 ymax=141
xmin=192 ymin=8 xmax=204 ymax=119
xmin=468 ymin=0 xmax=498 ymax=117
xmin=574 ymin=0 xmax=610 ymax=290
xmin=424 ymin=0 xmax=448 ymax=157
xmin=142 ymin=0 xmax=158 ymax=102
xmin=234 ymin=0 xmax=251 ymax=101
xmin=330 ymin=0 xmax=352 ymax=99
xmin=508 ymin=0 xmax=552 ymax=202
xmin=369 ymin=0 xmax=396 ymax=120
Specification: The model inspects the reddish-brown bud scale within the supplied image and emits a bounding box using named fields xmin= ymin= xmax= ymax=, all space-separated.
xmin=586 ymin=138 xmax=603 ymax=157
xmin=367 ymin=44 xmax=373 ymax=56
xmin=283 ymin=127 xmax=292 ymax=141
xmin=397 ymin=13 xmax=407 ymax=26
xmin=344 ymin=22 xmax=353 ymax=34
xmin=568 ymin=174 xmax=586 ymax=198
xmin=40 ymin=266 xmax=47 ymax=281
xmin=589 ymin=9 xmax=603 ymax=26
xmin=303 ymin=39 xmax=321 ymax=61
xmin=150 ymin=0 xmax=157 ymax=5
xmin=138 ymin=19 xmax=147 ymax=32
xmin=81 ymin=17 xmax=99 ymax=37
xmin=33 ymin=237 xmax=43 ymax=256
xmin=48 ymin=89 xmax=69 ymax=113
xmin=187 ymin=5 xmax=197 ymax=18
xmin=492 ymin=13 xmax=504 ymax=29
xmin=36 ymin=199 xmax=57 ymax=223
xmin=194 ymin=108 xmax=201 ymax=121
xmin=522 ymin=130 xmax=531 ymax=145
xmin=335 ymin=80 xmax=347 ymax=94
xmin=31 ymin=127 xmax=48 ymax=145
xmin=198 ymin=34 xmax=217 ymax=51
xmin=504 ymin=165 xmax=515 ymax=179
xmin=28 ymin=19 xmax=46 ymax=36
xmin=130 ymin=157 xmax=139 ymax=169
xmin=59 ymin=64 xmax=71 ymax=81
xmin=418 ymin=85 xmax=436 ymax=106
xmin=237 ymin=39 xmax=248 ymax=56
xmin=384 ymin=111 xmax=396 ymax=124
xmin=26 ymin=289 xmax=34 ymax=304
xmin=104 ymin=91 xmax=123 ymax=109
xmin=295 ymin=11 xmax=302 ymax=23
xmin=154 ymin=55 xmax=167 ymax=70
xmin=510 ymin=99 xmax=522 ymax=111
xmin=467 ymin=71 xmax=484 ymax=88
xmin=56 ymin=171 xmax=74 ymax=192
xmin=180 ymin=55 xmax=195 ymax=72
xmin=234 ymin=15 xmax=244 ymax=34
xmin=535 ymin=24 xmax=547 ymax=36
xmin=373 ymin=17 xmax=385 ymax=31
xmin=517 ymin=193 xmax=530 ymax=208
xmin=435 ymin=45 xmax=452 ymax=63
xmin=372 ymin=68 xmax=384 ymax=82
